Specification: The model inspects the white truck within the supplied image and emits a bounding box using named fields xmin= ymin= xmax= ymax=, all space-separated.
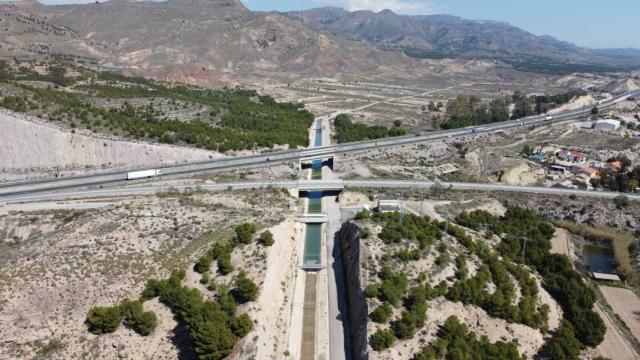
xmin=127 ymin=169 xmax=162 ymax=180
xmin=545 ymin=115 xmax=553 ymax=121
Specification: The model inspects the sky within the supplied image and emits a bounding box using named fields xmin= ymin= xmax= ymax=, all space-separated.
xmin=240 ymin=0 xmax=640 ymax=49
xmin=33 ymin=0 xmax=639 ymax=49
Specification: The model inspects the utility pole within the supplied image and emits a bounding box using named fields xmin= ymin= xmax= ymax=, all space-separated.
xmin=481 ymin=223 xmax=488 ymax=253
xmin=400 ymin=191 xmax=405 ymax=225
xmin=444 ymin=220 xmax=448 ymax=242
xmin=521 ymin=236 xmax=529 ymax=263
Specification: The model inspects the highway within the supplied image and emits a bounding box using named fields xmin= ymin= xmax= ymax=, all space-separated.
xmin=2 ymin=179 xmax=638 ymax=204
xmin=1 ymin=90 xmax=637 ymax=198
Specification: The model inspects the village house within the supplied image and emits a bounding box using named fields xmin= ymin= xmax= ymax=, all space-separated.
xmin=572 ymin=174 xmax=593 ymax=189
xmin=555 ymin=149 xmax=586 ymax=163
xmin=607 ymin=160 xmax=624 ymax=173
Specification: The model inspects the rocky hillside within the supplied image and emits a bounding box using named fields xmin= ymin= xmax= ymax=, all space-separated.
xmin=284 ymin=7 xmax=640 ymax=68
xmin=0 ymin=0 xmax=431 ymax=86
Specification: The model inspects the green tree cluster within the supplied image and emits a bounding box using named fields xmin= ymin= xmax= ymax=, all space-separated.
xmin=233 ymin=223 xmax=257 ymax=244
xmin=373 ymin=212 xmax=443 ymax=249
xmin=0 ymin=65 xmax=316 ymax=152
xmin=391 ymin=285 xmax=429 ymax=339
xmin=86 ymin=305 xmax=123 ymax=335
xmin=370 ymin=329 xmax=396 ymax=351
xmin=376 ymin=266 xmax=409 ymax=307
xmin=539 ymin=321 xmax=583 ymax=360
xmin=354 ymin=209 xmax=370 ymax=220
xmin=412 ymin=316 xmax=525 ymax=360
xmin=121 ymin=299 xmax=158 ymax=336
xmin=442 ymin=90 xmax=585 ymax=129
xmin=369 ymin=302 xmax=393 ymax=323
xmin=231 ymin=271 xmax=259 ymax=303
xmin=489 ymin=207 xmax=606 ymax=351
xmin=141 ymin=270 xmax=254 ymax=360
xmin=334 ymin=114 xmax=406 ymax=143
xmin=442 ymin=95 xmax=510 ymax=129
xmin=86 ymin=299 xmax=157 ymax=336
xmin=194 ymin=236 xmax=236 ymax=275
xmin=389 ymin=248 xmax=422 ymax=262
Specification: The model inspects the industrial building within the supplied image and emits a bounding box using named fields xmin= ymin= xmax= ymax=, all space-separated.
xmin=594 ymin=119 xmax=621 ymax=131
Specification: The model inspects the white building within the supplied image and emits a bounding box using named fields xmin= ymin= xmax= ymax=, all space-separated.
xmin=594 ymin=119 xmax=621 ymax=131
xmin=377 ymin=195 xmax=399 ymax=212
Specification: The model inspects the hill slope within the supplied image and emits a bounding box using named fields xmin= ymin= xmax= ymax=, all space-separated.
xmin=0 ymin=0 xmax=435 ymax=85
xmin=284 ymin=7 xmax=640 ymax=68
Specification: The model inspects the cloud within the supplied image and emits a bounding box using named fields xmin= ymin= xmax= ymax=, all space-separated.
xmin=318 ymin=0 xmax=439 ymax=15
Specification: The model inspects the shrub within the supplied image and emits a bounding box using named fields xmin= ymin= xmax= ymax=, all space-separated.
xmin=234 ymin=223 xmax=257 ymax=244
xmin=364 ymin=284 xmax=379 ymax=298
xmin=86 ymin=306 xmax=123 ymax=334
xmin=378 ymin=271 xmax=408 ymax=307
xmin=412 ymin=316 xmax=524 ymax=359
xmin=539 ymin=321 xmax=583 ymax=360
xmin=200 ymin=272 xmax=210 ymax=285
xmin=258 ymin=230 xmax=275 ymax=246
xmin=194 ymin=254 xmax=213 ymax=273
xmin=231 ymin=272 xmax=259 ymax=303
xmin=370 ymin=329 xmax=396 ymax=351
xmin=230 ymin=314 xmax=253 ymax=337
xmin=434 ymin=252 xmax=449 ymax=267
xmin=369 ymin=302 xmax=393 ymax=323
xmin=121 ymin=299 xmax=157 ymax=336
xmin=354 ymin=209 xmax=370 ymax=220
xmin=217 ymin=253 xmax=233 ymax=275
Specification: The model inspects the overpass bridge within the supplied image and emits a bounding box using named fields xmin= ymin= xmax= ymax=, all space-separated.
xmin=294 ymin=213 xmax=328 ymax=224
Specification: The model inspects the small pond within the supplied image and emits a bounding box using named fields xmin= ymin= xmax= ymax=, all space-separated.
xmin=583 ymin=244 xmax=617 ymax=274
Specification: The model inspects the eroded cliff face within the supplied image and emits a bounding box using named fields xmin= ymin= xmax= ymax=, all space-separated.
xmin=339 ymin=221 xmax=368 ymax=360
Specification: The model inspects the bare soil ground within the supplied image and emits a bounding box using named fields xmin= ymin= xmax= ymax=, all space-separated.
xmin=600 ymin=286 xmax=640 ymax=341
xmin=0 ymin=110 xmax=221 ymax=181
xmin=587 ymin=304 xmax=639 ymax=360
xmin=550 ymin=228 xmax=571 ymax=257
xmin=0 ymin=189 xmax=297 ymax=359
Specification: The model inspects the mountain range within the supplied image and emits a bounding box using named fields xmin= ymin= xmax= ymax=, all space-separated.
xmin=283 ymin=7 xmax=640 ymax=68
xmin=1 ymin=0 xmax=638 ymax=86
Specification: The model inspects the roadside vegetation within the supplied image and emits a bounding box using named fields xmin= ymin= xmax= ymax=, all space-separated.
xmin=334 ymin=113 xmax=406 ymax=143
xmin=0 ymin=60 xmax=314 ymax=152
xmin=441 ymin=90 xmax=586 ymax=129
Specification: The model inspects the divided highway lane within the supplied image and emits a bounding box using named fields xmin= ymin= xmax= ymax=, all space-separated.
xmin=0 ymin=91 xmax=637 ymax=197
xmin=2 ymin=179 xmax=638 ymax=204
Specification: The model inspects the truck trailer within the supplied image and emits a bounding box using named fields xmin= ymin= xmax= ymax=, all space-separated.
xmin=127 ymin=169 xmax=162 ymax=180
